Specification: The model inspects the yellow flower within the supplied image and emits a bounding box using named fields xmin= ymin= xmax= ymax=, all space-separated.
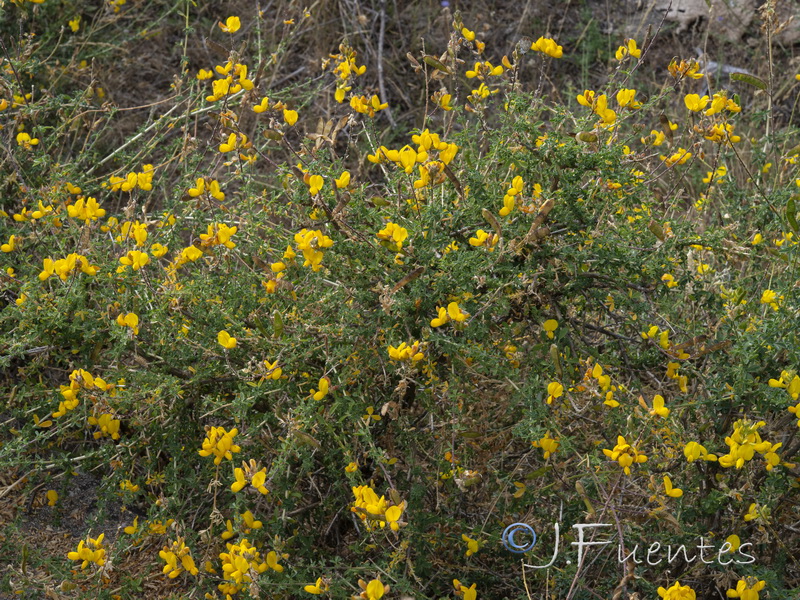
xmin=365 ymin=579 xmax=385 ymax=600
xmin=217 ymin=330 xmax=237 ymax=349
xmin=661 ymin=148 xmax=692 ymax=167
xmin=684 ymin=93 xmax=710 ymax=112
xmin=68 ymin=16 xmax=81 ymax=32
xmin=658 ymin=581 xmax=696 ymax=600
xmin=453 ymin=580 xmax=478 ymax=600
xmin=577 ymin=89 xmax=596 ymax=107
xmin=530 ymin=36 xmax=563 ymax=58
xmin=159 ymin=538 xmax=199 ymax=578
xmin=431 ymin=306 xmax=449 ymax=328
xmin=198 ymin=426 xmax=240 ymax=465
xmin=116 ymin=312 xmax=140 ymax=335
xmin=334 ymin=171 xmax=351 ymax=189
xmin=615 ymin=39 xmax=641 ymax=60
xmin=264 ymin=360 xmax=282 ymax=380
xmin=543 ymin=319 xmax=558 ymax=339
xmin=461 ymin=27 xmax=476 ymax=41
xmin=345 ymin=461 xmax=358 ymax=473
xmin=468 ymin=229 xmax=498 ymax=251
xmin=447 ymin=301 xmax=468 ymax=323
xmin=376 ymin=222 xmax=408 ymax=251
xmin=533 ymin=432 xmax=560 ymax=458
xmin=725 ymin=535 xmax=740 ymax=552
xmin=67 ymin=533 xmax=106 ymax=569
xmin=16 ymin=132 xmax=39 ymax=150
xmin=462 ymin=534 xmax=480 ymax=556
xmin=1 ymin=235 xmax=16 ymax=253
xmin=307 ymin=174 xmax=324 ymax=196
xmin=46 ymin=490 xmax=58 ymax=506
xmin=760 ymin=289 xmax=782 ymax=310
xmin=593 ymin=94 xmax=616 ymax=124
xmin=311 ymin=377 xmax=329 ymax=401
xmin=650 ymin=394 xmax=670 ymax=418
xmin=546 ymin=381 xmax=563 ymax=405
xmin=284 ymin=109 xmax=298 ymax=125
xmin=118 ymin=250 xmax=150 ymax=272
xmin=684 ymin=441 xmax=717 ymax=462
xmin=726 ymin=577 xmax=765 ymax=600
xmin=616 ymin=88 xmax=641 ymax=108
xmin=603 ymin=435 xmax=647 ymax=475
xmin=663 ymin=475 xmax=683 ymax=498
xmin=304 ymin=577 xmax=329 ymax=594
xmin=252 ymin=96 xmax=270 ymax=113
xmin=231 ymin=463 xmax=270 ymax=494
xmin=219 ymin=16 xmax=241 ymax=33
xmin=387 ymin=341 xmax=424 ymax=362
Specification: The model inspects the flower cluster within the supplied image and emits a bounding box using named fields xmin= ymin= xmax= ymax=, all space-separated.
xmin=603 ymin=436 xmax=647 ymax=475
xmin=231 ymin=459 xmax=269 ymax=494
xmin=430 ymin=302 xmax=468 ymax=328
xmin=108 ymin=164 xmax=155 ymax=192
xmin=292 ymin=229 xmax=334 ymax=272
xmin=218 ymin=539 xmax=282 ymax=597
xmin=198 ymin=426 xmax=241 ymax=465
xmin=387 ymin=340 xmax=424 ymax=362
xmin=67 ymin=533 xmax=106 ymax=570
xmin=351 ymin=485 xmax=406 ymax=531
xmin=67 ymin=196 xmax=106 ymax=222
xmin=54 ymin=369 xmax=111 ymax=418
xmin=87 ymin=413 xmax=121 ymax=440
xmin=159 ymin=538 xmax=199 ymax=578
xmin=717 ymin=419 xmax=782 ymax=471
xmin=204 ymin=60 xmax=254 ymax=102
xmin=39 ymin=253 xmax=99 ymax=281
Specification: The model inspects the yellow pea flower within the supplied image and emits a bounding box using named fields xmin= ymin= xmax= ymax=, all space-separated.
xmin=650 ymin=394 xmax=669 ymax=418
xmin=365 ymin=579 xmax=385 ymax=600
xmin=304 ymin=577 xmax=329 ymax=594
xmin=334 ymin=171 xmax=351 ymax=189
xmin=546 ymin=382 xmax=563 ymax=405
xmin=543 ymin=319 xmax=558 ymax=339
xmin=284 ymin=109 xmax=298 ymax=125
xmin=118 ymin=250 xmax=150 ymax=271
xmin=462 ymin=534 xmax=480 ymax=556
xmin=47 ymin=490 xmax=58 ymax=506
xmin=1 ymin=235 xmax=16 ymax=253
xmin=219 ymin=16 xmax=241 ymax=33
xmin=530 ymin=36 xmax=563 ymax=58
xmin=431 ymin=306 xmax=449 ymax=328
xmin=616 ymin=88 xmax=641 ymax=108
xmin=658 ymin=581 xmax=697 ymax=599
xmin=253 ymin=97 xmax=269 ymax=113
xmin=217 ymin=330 xmax=237 ymax=349
xmin=16 ymin=132 xmax=39 ymax=150
xmin=726 ymin=577 xmax=766 ymax=599
xmin=663 ymin=475 xmax=683 ymax=498
xmin=684 ymin=93 xmax=710 ymax=112
xmin=312 ymin=377 xmax=329 ymax=401
xmin=615 ymin=39 xmax=641 ymax=60
xmin=307 ymin=174 xmax=324 ymax=195
xmin=447 ymin=301 xmax=468 ymax=322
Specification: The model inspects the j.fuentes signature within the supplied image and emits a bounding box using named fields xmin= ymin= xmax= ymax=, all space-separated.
xmin=502 ymin=521 xmax=755 ymax=568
